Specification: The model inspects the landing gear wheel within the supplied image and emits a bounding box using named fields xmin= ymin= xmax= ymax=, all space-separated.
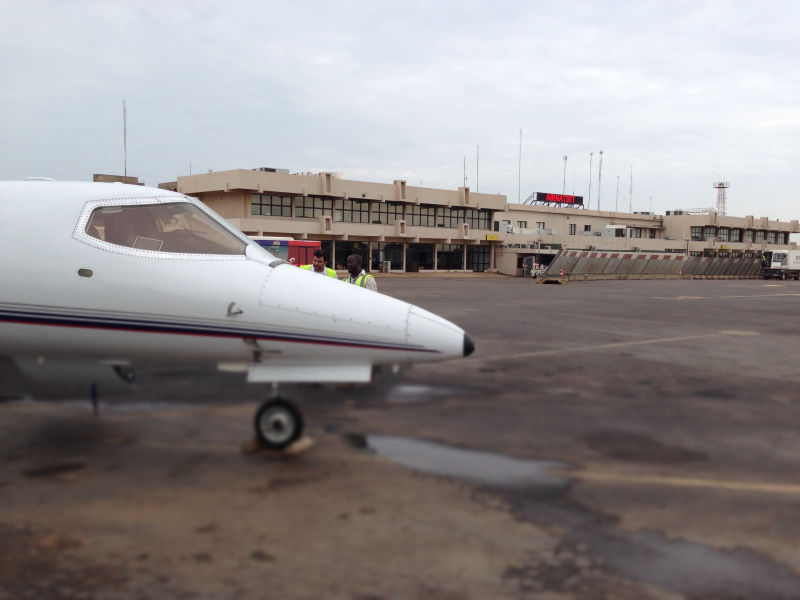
xmin=254 ymin=399 xmax=304 ymax=450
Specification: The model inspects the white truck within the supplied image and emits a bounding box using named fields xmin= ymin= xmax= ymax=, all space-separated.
xmin=762 ymin=250 xmax=800 ymax=280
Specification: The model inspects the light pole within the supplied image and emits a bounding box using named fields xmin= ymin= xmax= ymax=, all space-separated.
xmin=588 ymin=152 xmax=593 ymax=209
xmin=518 ymin=129 xmax=522 ymax=203
xmin=597 ymin=150 xmax=604 ymax=211
xmin=562 ymin=155 xmax=568 ymax=195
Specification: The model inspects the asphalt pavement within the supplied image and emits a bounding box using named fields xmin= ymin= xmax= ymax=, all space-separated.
xmin=2 ymin=278 xmax=800 ymax=599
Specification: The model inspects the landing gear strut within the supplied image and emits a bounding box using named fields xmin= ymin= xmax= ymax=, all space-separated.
xmin=254 ymin=398 xmax=304 ymax=450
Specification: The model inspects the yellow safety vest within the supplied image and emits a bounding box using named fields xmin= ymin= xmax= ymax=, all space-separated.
xmin=351 ymin=272 xmax=375 ymax=288
xmin=300 ymin=264 xmax=337 ymax=278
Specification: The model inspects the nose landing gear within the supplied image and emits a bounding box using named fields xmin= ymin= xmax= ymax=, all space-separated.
xmin=254 ymin=398 xmax=304 ymax=450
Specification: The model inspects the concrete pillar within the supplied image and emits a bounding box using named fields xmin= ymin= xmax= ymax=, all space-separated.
xmin=490 ymin=243 xmax=496 ymax=270
xmin=462 ymin=244 xmax=467 ymax=270
xmin=402 ymin=243 xmax=407 ymax=272
xmin=434 ymin=244 xmax=438 ymax=271
xmin=331 ymin=241 xmax=336 ymax=270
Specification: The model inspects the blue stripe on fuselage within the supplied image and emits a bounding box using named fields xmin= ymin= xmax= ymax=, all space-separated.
xmin=0 ymin=307 xmax=438 ymax=353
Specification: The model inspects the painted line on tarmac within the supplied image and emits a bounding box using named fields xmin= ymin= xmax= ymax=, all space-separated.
xmin=559 ymin=469 xmax=800 ymax=496
xmin=653 ymin=293 xmax=800 ymax=300
xmin=478 ymin=330 xmax=759 ymax=362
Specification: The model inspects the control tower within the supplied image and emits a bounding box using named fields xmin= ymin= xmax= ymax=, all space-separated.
xmin=713 ymin=181 xmax=730 ymax=215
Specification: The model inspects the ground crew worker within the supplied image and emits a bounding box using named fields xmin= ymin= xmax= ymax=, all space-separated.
xmin=301 ymin=250 xmax=337 ymax=277
xmin=345 ymin=254 xmax=377 ymax=291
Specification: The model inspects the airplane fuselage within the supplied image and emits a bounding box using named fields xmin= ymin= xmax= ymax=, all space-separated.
xmin=0 ymin=181 xmax=472 ymax=385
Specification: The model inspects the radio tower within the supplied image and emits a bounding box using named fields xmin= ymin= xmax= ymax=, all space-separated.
xmin=713 ymin=180 xmax=729 ymax=215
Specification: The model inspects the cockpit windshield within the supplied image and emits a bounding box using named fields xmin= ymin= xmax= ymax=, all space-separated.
xmin=85 ymin=202 xmax=247 ymax=255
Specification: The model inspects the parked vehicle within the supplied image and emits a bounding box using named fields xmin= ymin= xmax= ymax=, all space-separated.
xmin=250 ymin=237 xmax=321 ymax=266
xmin=762 ymin=250 xmax=800 ymax=280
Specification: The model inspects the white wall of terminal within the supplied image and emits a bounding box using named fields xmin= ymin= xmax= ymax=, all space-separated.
xmin=494 ymin=204 xmax=798 ymax=276
xmin=173 ymin=169 xmax=798 ymax=276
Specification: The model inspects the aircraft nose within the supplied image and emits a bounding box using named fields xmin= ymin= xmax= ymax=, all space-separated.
xmin=406 ymin=305 xmax=472 ymax=361
xmin=463 ymin=333 xmax=476 ymax=357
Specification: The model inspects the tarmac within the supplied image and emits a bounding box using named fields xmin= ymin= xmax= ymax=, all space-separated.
xmin=2 ymin=278 xmax=800 ymax=599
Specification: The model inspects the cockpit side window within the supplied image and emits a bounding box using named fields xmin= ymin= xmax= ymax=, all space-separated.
xmin=85 ymin=202 xmax=247 ymax=255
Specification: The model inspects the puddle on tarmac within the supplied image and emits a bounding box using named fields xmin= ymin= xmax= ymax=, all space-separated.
xmin=0 ymin=395 xmax=33 ymax=404
xmin=22 ymin=462 xmax=86 ymax=479
xmin=361 ymin=434 xmax=569 ymax=488
xmin=350 ymin=433 xmax=800 ymax=597
xmin=384 ymin=384 xmax=454 ymax=405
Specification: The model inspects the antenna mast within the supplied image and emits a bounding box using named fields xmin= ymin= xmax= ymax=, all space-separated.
xmin=597 ymin=150 xmax=604 ymax=211
xmin=476 ymin=144 xmax=479 ymax=192
xmin=122 ymin=100 xmax=127 ymax=177
xmin=713 ymin=180 xmax=730 ymax=215
xmin=629 ymin=165 xmax=633 ymax=213
xmin=518 ymin=128 xmax=522 ymax=203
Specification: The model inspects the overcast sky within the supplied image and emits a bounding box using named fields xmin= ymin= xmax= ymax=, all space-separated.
xmin=2 ymin=0 xmax=798 ymax=219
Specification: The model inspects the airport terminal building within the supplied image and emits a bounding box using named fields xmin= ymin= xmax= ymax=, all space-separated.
xmin=166 ymin=168 xmax=798 ymax=276
xmin=173 ymin=169 xmax=504 ymax=273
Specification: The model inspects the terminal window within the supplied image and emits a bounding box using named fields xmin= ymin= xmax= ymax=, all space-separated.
xmin=569 ymin=224 xmax=576 ymax=235
xmin=372 ymin=202 xmax=405 ymax=225
xmin=691 ymin=226 xmax=702 ymax=241
xmin=437 ymin=207 xmax=465 ymax=228
xmin=335 ymin=199 xmax=370 ymax=223
xmin=409 ymin=204 xmax=436 ymax=227
xmin=465 ymin=209 xmax=491 ymax=230
xmin=296 ymin=196 xmax=332 ymax=219
xmin=251 ymin=194 xmax=291 ymax=217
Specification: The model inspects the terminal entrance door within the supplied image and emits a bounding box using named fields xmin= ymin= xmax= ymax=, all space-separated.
xmin=467 ymin=246 xmax=490 ymax=272
xmin=406 ymin=243 xmax=434 ymax=272
xmin=334 ymin=241 xmax=369 ymax=271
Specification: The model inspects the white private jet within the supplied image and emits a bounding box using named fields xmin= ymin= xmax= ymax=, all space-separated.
xmin=0 ymin=180 xmax=475 ymax=449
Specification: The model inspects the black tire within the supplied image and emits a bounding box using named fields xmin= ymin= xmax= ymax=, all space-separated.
xmin=254 ymin=398 xmax=304 ymax=450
